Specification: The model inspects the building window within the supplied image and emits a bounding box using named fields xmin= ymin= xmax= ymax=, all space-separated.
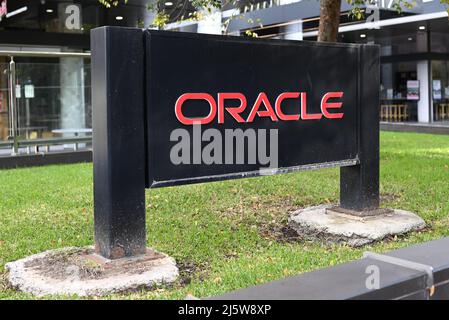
xmin=380 ymin=61 xmax=418 ymax=122
xmin=432 ymin=60 xmax=449 ymax=122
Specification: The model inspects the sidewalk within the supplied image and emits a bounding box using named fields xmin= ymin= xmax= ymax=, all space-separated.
xmin=381 ymin=121 xmax=449 ymax=135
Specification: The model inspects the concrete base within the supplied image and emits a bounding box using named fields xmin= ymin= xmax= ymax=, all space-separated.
xmin=5 ymin=247 xmax=178 ymax=297
xmin=288 ymin=205 xmax=426 ymax=247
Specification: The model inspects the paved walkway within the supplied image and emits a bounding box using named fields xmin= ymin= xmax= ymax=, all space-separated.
xmin=381 ymin=121 xmax=449 ymax=135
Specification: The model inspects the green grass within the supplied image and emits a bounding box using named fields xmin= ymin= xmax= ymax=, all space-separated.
xmin=1 ymin=131 xmax=449 ymax=299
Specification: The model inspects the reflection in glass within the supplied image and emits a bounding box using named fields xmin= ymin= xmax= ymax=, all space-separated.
xmin=0 ymin=55 xmax=92 ymax=156
xmin=432 ymin=61 xmax=449 ymax=122
xmin=380 ymin=61 xmax=418 ymax=122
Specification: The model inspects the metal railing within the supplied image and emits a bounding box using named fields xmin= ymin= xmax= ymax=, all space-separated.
xmin=0 ymin=136 xmax=92 ymax=153
xmin=0 ymin=51 xmax=90 ymax=58
xmin=7 ymin=56 xmax=18 ymax=154
xmin=1 ymin=50 xmax=91 ymax=156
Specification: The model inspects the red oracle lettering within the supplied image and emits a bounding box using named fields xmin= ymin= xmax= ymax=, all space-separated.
xmin=275 ymin=92 xmax=300 ymax=121
xmin=301 ymin=92 xmax=322 ymax=120
xmin=175 ymin=93 xmax=217 ymax=125
xmin=218 ymin=93 xmax=247 ymax=124
xmin=175 ymin=91 xmax=345 ymax=124
xmin=246 ymin=92 xmax=278 ymax=123
xmin=321 ymin=92 xmax=344 ymax=119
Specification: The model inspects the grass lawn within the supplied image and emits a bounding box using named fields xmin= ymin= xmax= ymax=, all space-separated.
xmin=1 ymin=131 xmax=449 ymax=299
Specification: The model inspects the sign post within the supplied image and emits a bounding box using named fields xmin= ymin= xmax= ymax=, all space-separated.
xmin=91 ymin=27 xmax=381 ymax=259
xmin=340 ymin=45 xmax=380 ymax=213
xmin=91 ymin=28 xmax=147 ymax=259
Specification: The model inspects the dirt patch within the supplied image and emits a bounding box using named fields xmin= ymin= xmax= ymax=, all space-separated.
xmin=382 ymin=224 xmax=432 ymax=242
xmin=254 ymin=199 xmax=327 ymax=243
xmin=287 ymin=222 xmax=373 ymax=247
xmin=24 ymin=247 xmax=167 ymax=281
xmin=213 ymin=194 xmax=301 ymax=242
xmin=265 ymin=225 xmax=305 ymax=243
xmin=177 ymin=260 xmax=210 ymax=287
xmin=256 ymin=194 xmax=407 ymax=244
xmin=0 ymin=272 xmax=11 ymax=291
xmin=218 ymin=195 xmax=297 ymax=221
xmin=381 ymin=192 xmax=402 ymax=203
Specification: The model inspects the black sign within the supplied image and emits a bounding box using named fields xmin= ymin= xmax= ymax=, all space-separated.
xmin=145 ymin=31 xmax=359 ymax=188
xmin=91 ymin=27 xmax=379 ymax=258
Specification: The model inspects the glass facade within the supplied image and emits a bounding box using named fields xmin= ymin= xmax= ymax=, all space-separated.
xmin=13 ymin=57 xmax=91 ymax=140
xmin=0 ymin=60 xmax=8 ymax=141
xmin=430 ymin=31 xmax=449 ymax=53
xmin=0 ymin=0 xmax=153 ymax=36
xmin=380 ymin=61 xmax=418 ymax=122
xmin=432 ymin=60 xmax=449 ymax=121
xmin=0 ymin=0 xmax=150 ymax=154
xmin=0 ymin=56 xmax=92 ymax=149
xmin=339 ymin=27 xmax=449 ymax=123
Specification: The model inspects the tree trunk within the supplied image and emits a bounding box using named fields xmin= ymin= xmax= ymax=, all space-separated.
xmin=318 ymin=0 xmax=342 ymax=42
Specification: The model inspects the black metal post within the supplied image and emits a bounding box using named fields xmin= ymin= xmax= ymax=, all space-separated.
xmin=340 ymin=45 xmax=380 ymax=212
xmin=91 ymin=27 xmax=146 ymax=259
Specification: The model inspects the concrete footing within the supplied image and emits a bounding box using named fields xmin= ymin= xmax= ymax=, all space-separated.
xmin=5 ymin=247 xmax=178 ymax=297
xmin=288 ymin=205 xmax=426 ymax=247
